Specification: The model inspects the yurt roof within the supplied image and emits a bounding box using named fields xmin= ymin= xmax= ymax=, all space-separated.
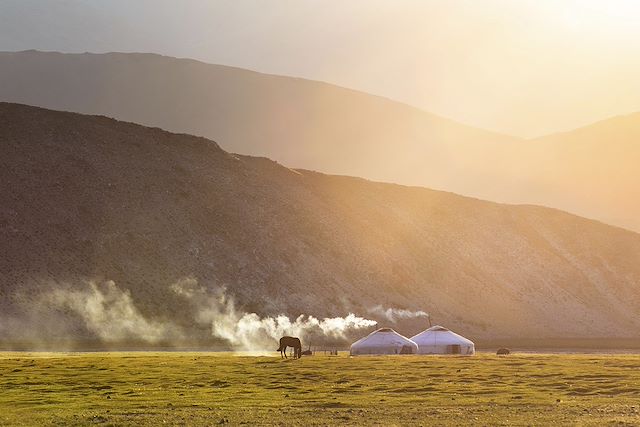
xmin=351 ymin=327 xmax=416 ymax=348
xmin=411 ymin=325 xmax=474 ymax=345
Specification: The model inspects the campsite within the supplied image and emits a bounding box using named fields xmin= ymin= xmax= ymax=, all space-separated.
xmin=350 ymin=326 xmax=475 ymax=356
xmin=1 ymin=351 xmax=639 ymax=425
xmin=3 ymin=2 xmax=640 ymax=426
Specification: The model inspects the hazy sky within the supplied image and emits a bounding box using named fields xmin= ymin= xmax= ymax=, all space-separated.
xmin=2 ymin=0 xmax=640 ymax=137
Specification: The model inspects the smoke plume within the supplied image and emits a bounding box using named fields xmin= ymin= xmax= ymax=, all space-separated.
xmin=171 ymin=278 xmax=377 ymax=350
xmin=3 ymin=278 xmax=385 ymax=350
xmin=368 ymin=305 xmax=429 ymax=322
xmin=48 ymin=281 xmax=174 ymax=343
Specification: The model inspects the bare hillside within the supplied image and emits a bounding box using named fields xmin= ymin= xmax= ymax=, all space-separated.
xmin=0 ymin=50 xmax=519 ymax=209
xmin=2 ymin=51 xmax=639 ymax=233
xmin=1 ymin=103 xmax=640 ymax=347
xmin=517 ymin=115 xmax=640 ymax=233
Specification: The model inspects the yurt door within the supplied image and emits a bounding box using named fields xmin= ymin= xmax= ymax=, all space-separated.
xmin=400 ymin=345 xmax=413 ymax=354
xmin=447 ymin=344 xmax=461 ymax=354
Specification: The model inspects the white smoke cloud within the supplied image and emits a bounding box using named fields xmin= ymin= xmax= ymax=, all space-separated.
xmin=171 ymin=278 xmax=377 ymax=350
xmin=368 ymin=305 xmax=429 ymax=322
xmin=48 ymin=281 xmax=174 ymax=343
xmin=5 ymin=278 xmax=383 ymax=350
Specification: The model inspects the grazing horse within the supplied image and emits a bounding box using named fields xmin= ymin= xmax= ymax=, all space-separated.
xmin=277 ymin=336 xmax=302 ymax=359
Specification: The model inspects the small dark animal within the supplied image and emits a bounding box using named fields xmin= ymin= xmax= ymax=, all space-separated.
xmin=496 ymin=348 xmax=511 ymax=355
xmin=300 ymin=344 xmax=313 ymax=356
xmin=277 ymin=336 xmax=302 ymax=359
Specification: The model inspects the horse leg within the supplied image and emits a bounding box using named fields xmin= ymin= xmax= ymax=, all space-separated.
xmin=283 ymin=346 xmax=288 ymax=358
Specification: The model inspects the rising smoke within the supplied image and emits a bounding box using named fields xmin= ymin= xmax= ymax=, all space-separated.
xmin=47 ymin=281 xmax=175 ymax=343
xmin=171 ymin=278 xmax=377 ymax=350
xmin=368 ymin=305 xmax=429 ymax=322
xmin=3 ymin=278 xmax=430 ymax=351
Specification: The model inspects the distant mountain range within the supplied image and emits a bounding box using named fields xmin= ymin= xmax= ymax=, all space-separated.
xmin=2 ymin=102 xmax=640 ymax=347
xmin=1 ymin=50 xmax=639 ymax=233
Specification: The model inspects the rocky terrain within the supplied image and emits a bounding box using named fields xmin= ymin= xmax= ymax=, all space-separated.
xmin=2 ymin=50 xmax=640 ymax=233
xmin=2 ymin=103 xmax=640 ymax=347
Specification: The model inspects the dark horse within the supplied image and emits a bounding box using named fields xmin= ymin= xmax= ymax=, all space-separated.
xmin=277 ymin=336 xmax=302 ymax=359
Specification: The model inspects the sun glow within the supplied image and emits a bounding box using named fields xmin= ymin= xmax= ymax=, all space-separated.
xmin=557 ymin=0 xmax=640 ymax=34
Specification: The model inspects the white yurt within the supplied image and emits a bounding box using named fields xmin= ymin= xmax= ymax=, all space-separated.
xmin=411 ymin=325 xmax=475 ymax=355
xmin=350 ymin=328 xmax=418 ymax=355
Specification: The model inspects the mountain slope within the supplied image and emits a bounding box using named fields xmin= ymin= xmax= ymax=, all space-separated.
xmin=1 ymin=51 xmax=638 ymax=234
xmin=0 ymin=50 xmax=520 ymax=204
xmin=516 ymin=115 xmax=640 ymax=233
xmin=1 ymin=102 xmax=640 ymax=347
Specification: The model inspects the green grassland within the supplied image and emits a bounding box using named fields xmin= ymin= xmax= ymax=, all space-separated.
xmin=1 ymin=352 xmax=639 ymax=426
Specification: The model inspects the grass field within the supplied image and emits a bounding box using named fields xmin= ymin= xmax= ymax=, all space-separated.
xmin=1 ymin=352 xmax=639 ymax=426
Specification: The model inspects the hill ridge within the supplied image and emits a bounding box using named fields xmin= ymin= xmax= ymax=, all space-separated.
xmin=2 ymin=102 xmax=640 ymax=347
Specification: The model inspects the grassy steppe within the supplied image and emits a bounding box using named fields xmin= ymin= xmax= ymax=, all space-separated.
xmin=0 ymin=352 xmax=639 ymax=426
